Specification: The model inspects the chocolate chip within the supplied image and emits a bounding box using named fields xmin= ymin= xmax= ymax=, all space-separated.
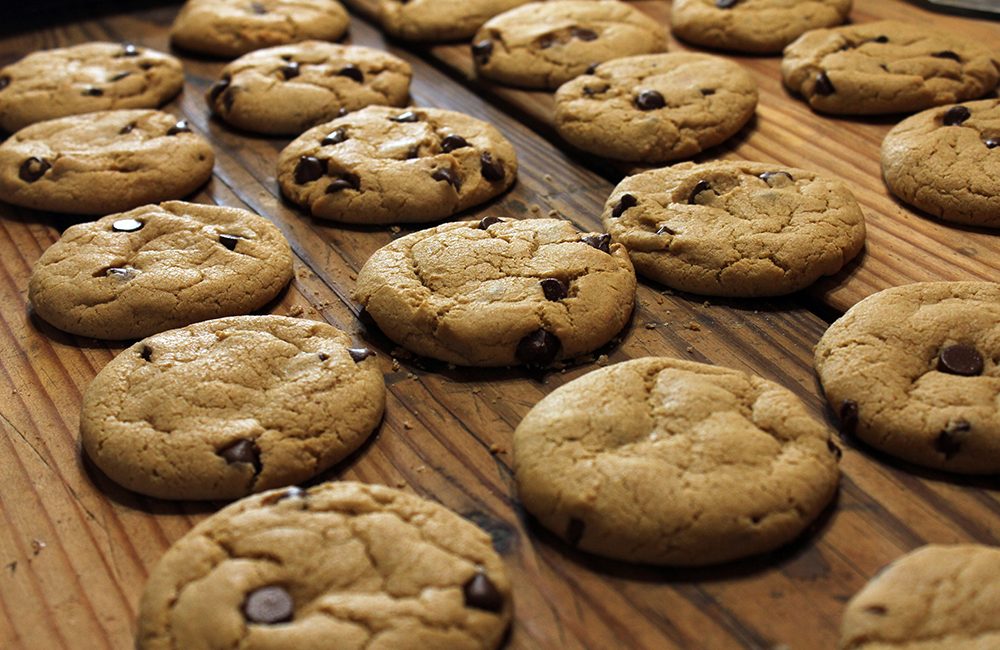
xmin=478 ymin=216 xmax=501 ymax=229
xmin=986 ymin=138 xmax=1000 ymax=149
xmin=294 ymin=156 xmax=326 ymax=184
xmin=18 ymin=157 xmax=50 ymax=183
xmin=942 ymin=105 xmax=971 ymax=126
xmin=166 ymin=120 xmax=191 ymax=135
xmin=814 ymin=71 xmax=835 ymax=96
xmin=82 ymin=86 xmax=103 ymax=96
xmin=432 ymin=167 xmax=461 ymax=190
xmin=326 ymin=173 xmax=361 ymax=192
xmin=405 ymin=146 xmax=420 ymax=159
xmin=839 ymin=399 xmax=859 ymax=437
xmin=827 ymin=438 xmax=843 ymax=461
xmin=656 ymin=224 xmax=675 ymax=235
xmin=138 ymin=62 xmax=153 ymax=71
xmin=688 ymin=179 xmax=712 ymax=204
xmin=571 ymin=27 xmax=598 ymax=41
xmin=937 ymin=343 xmax=984 ymax=376
xmin=322 ymin=128 xmax=348 ymax=146
xmin=112 ymin=218 xmax=143 ymax=232
xmin=585 ymin=62 xmax=599 ymax=74
xmin=463 ymin=571 xmax=503 ymax=612
xmin=348 ymin=347 xmax=374 ymax=362
xmin=565 ymin=517 xmax=585 ymax=546
xmin=106 ymin=267 xmax=136 ymax=280
xmin=537 ymin=34 xmax=556 ymax=49
xmin=516 ymin=329 xmax=561 ymax=366
xmin=865 ymin=605 xmax=888 ymax=616
xmin=635 ymin=89 xmax=665 ymax=111
xmin=611 ymin=193 xmax=636 ymax=218
xmin=243 ymin=586 xmax=293 ymax=624
xmin=932 ymin=50 xmax=961 ymax=61
xmin=110 ymin=71 xmax=131 ymax=82
xmin=318 ymin=352 xmax=329 ymax=361
xmin=700 ymin=88 xmax=716 ymax=96
xmin=337 ymin=64 xmax=363 ymax=83
xmin=219 ymin=234 xmax=240 ymax=251
xmin=390 ymin=111 xmax=419 ymax=123
xmin=219 ymin=439 xmax=261 ymax=472
xmin=279 ymin=61 xmax=300 ymax=80
xmin=121 ymin=43 xmax=139 ymax=57
xmin=0 ymin=76 xmax=9 ymax=91
xmin=209 ymin=76 xmax=230 ymax=104
xmin=140 ymin=345 xmax=153 ymax=362
xmin=249 ymin=1 xmax=267 ymax=14
xmin=934 ymin=419 xmax=970 ymax=460
xmin=760 ymin=170 xmax=793 ymax=187
xmin=873 ymin=35 xmax=889 ymax=43
xmin=472 ymin=39 xmax=493 ymax=65
xmin=581 ymin=233 xmax=611 ymax=253
xmin=440 ymin=134 xmax=469 ymax=153
xmin=540 ymin=278 xmax=567 ymax=301
xmin=480 ymin=152 xmax=504 ymax=182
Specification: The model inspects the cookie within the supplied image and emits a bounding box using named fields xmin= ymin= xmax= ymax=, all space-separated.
xmin=602 ymin=161 xmax=866 ymax=297
xmin=170 ymin=0 xmax=350 ymax=58
xmin=28 ymin=201 xmax=293 ymax=340
xmin=80 ymin=316 xmax=385 ymax=500
xmin=840 ymin=544 xmax=1000 ymax=650
xmin=814 ymin=282 xmax=1000 ymax=474
xmin=0 ymin=109 xmax=214 ymax=215
xmin=513 ymin=357 xmax=840 ymax=565
xmin=0 ymin=42 xmax=184 ymax=133
xmin=136 ymin=481 xmax=512 ymax=649
xmin=277 ymin=105 xmax=517 ymax=224
xmin=471 ymin=0 xmax=668 ymax=90
xmin=353 ymin=218 xmax=636 ymax=367
xmin=671 ymin=0 xmax=851 ymax=55
xmin=882 ymin=99 xmax=1000 ymax=228
xmin=782 ymin=20 xmax=1000 ymax=115
xmin=207 ymin=42 xmax=412 ymax=135
xmin=554 ymin=53 xmax=758 ymax=163
xmin=368 ymin=0 xmax=530 ymax=42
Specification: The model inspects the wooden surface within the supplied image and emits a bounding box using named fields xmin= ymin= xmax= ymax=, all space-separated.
xmin=0 ymin=3 xmax=997 ymax=650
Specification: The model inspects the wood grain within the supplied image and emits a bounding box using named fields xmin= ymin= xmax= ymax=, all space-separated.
xmin=0 ymin=5 xmax=998 ymax=650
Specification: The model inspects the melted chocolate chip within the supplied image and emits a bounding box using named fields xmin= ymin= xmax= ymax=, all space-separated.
xmin=0 ymin=76 xmax=9 ymax=91
xmin=516 ymin=329 xmax=561 ymax=366
xmin=279 ymin=62 xmax=300 ymax=80
xmin=110 ymin=71 xmax=131 ymax=82
xmin=656 ymin=224 xmax=675 ymax=235
xmin=934 ymin=425 xmax=966 ymax=459
xmin=472 ymin=39 xmax=494 ymax=65
xmin=537 ymin=34 xmax=556 ymax=49
xmin=294 ymin=156 xmax=326 ymax=184
xmin=635 ymin=89 xmax=665 ymax=111
xmin=121 ymin=43 xmax=139 ymax=57
xmin=112 ymin=218 xmax=143 ymax=232
xmin=322 ymin=128 xmax=348 ymax=146
xmin=478 ymin=216 xmax=501 ymax=229
xmin=243 ymin=586 xmax=293 ymax=624
xmin=480 ymin=152 xmax=505 ymax=182
xmin=210 ymin=76 xmax=231 ymax=105
xmin=390 ymin=111 xmax=419 ymax=123
xmin=611 ymin=193 xmax=636 ymax=218
xmin=932 ymin=50 xmax=961 ymax=61
xmin=337 ymin=64 xmax=364 ymax=83
xmin=873 ymin=35 xmax=889 ymax=43
xmin=986 ymin=138 xmax=1000 ymax=149
xmin=82 ymin=86 xmax=103 ymax=97
xmin=348 ymin=347 xmax=374 ymax=362
xmin=106 ymin=267 xmax=137 ymax=280
xmin=827 ymin=438 xmax=843 ymax=461
xmin=540 ymin=278 xmax=567 ymax=301
xmin=463 ymin=571 xmax=503 ymax=612
xmin=440 ymin=134 xmax=469 ymax=153
xmin=688 ymin=179 xmax=712 ymax=204
xmin=571 ymin=27 xmax=598 ymax=41
xmin=318 ymin=352 xmax=329 ymax=361
xmin=249 ymin=1 xmax=267 ymax=14
xmin=166 ymin=120 xmax=191 ymax=135
xmin=760 ymin=170 xmax=793 ymax=187
xmin=326 ymin=173 xmax=361 ymax=192
xmin=700 ymin=88 xmax=716 ymax=96
xmin=219 ymin=234 xmax=240 ymax=251
xmin=140 ymin=345 xmax=153 ymax=362
xmin=432 ymin=167 xmax=461 ymax=190
xmin=565 ymin=517 xmax=585 ymax=546
xmin=814 ymin=71 xmax=835 ymax=96
xmin=219 ymin=439 xmax=261 ymax=472
xmin=581 ymin=233 xmax=611 ymax=253
xmin=585 ymin=62 xmax=599 ymax=74
xmin=942 ymin=105 xmax=971 ymax=126
xmin=839 ymin=399 xmax=859 ymax=437
xmin=937 ymin=343 xmax=984 ymax=376
xmin=18 ymin=157 xmax=50 ymax=183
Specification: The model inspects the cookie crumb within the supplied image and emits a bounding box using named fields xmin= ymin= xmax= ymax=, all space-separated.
xmin=530 ymin=204 xmax=543 ymax=215
xmin=407 ymin=372 xmax=418 ymax=380
xmin=644 ymin=322 xmax=657 ymax=329
xmin=30 ymin=539 xmax=46 ymax=556
xmin=390 ymin=225 xmax=401 ymax=233
xmin=543 ymin=174 xmax=554 ymax=182
xmin=686 ymin=345 xmax=694 ymax=353
xmin=402 ymin=420 xmax=413 ymax=430
xmin=686 ymin=321 xmax=701 ymax=331
xmin=547 ymin=209 xmax=559 ymax=218
xmin=703 ymin=300 xmax=711 ymax=307
xmin=391 ymin=358 xmax=401 ymax=371
xmin=595 ymin=354 xmax=609 ymax=366
xmin=287 ymin=304 xmax=305 ymax=317
xmin=489 ymin=443 xmax=506 ymax=455
xmin=415 ymin=465 xmax=426 ymax=473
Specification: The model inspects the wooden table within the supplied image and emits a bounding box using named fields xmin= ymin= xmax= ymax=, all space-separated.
xmin=0 ymin=3 xmax=997 ymax=649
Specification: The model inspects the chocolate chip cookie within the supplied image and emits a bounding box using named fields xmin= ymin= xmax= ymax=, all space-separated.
xmin=0 ymin=42 xmax=184 ymax=133
xmin=882 ymin=99 xmax=1000 ymax=228
xmin=514 ymin=357 xmax=840 ymax=565
xmin=170 ymin=0 xmax=350 ymax=58
xmin=137 ymin=482 xmax=512 ymax=648
xmin=602 ymin=161 xmax=866 ymax=296
xmin=366 ymin=0 xmax=530 ymax=42
xmin=671 ymin=0 xmax=852 ymax=55
xmin=814 ymin=282 xmax=1000 ymax=474
xmin=0 ymin=109 xmax=214 ymax=215
xmin=207 ymin=41 xmax=412 ymax=135
xmin=782 ymin=20 xmax=1000 ymax=115
xmin=28 ymin=201 xmax=293 ymax=339
xmin=840 ymin=544 xmax=1000 ymax=650
xmin=472 ymin=0 xmax=668 ymax=90
xmin=81 ymin=316 xmax=385 ymax=499
xmin=277 ymin=105 xmax=517 ymax=223
xmin=353 ymin=218 xmax=636 ymax=367
xmin=554 ymin=53 xmax=758 ymax=163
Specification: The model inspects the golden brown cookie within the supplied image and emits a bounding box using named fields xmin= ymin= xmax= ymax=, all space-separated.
xmin=363 ymin=0 xmax=530 ymax=42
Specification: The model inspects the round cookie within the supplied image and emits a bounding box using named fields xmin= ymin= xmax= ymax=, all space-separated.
xmin=471 ymin=0 xmax=668 ymax=90
xmin=671 ymin=0 xmax=852 ymax=55
xmin=372 ymin=0 xmax=530 ymax=42
xmin=81 ymin=316 xmax=385 ymax=500
xmin=353 ymin=218 xmax=636 ymax=367
xmin=137 ymin=482 xmax=512 ymax=648
xmin=554 ymin=53 xmax=758 ymax=163
xmin=513 ymin=357 xmax=841 ymax=566
xmin=602 ymin=161 xmax=866 ymax=297
xmin=208 ymin=42 xmax=412 ymax=135
xmin=814 ymin=282 xmax=1000 ymax=474
xmin=881 ymin=99 xmax=1000 ymax=228
xmin=170 ymin=0 xmax=350 ymax=58
xmin=0 ymin=109 xmax=214 ymax=215
xmin=277 ymin=105 xmax=517 ymax=224
xmin=0 ymin=42 xmax=184 ymax=133
xmin=28 ymin=201 xmax=294 ymax=340
xmin=782 ymin=20 xmax=1000 ymax=115
xmin=840 ymin=544 xmax=1000 ymax=650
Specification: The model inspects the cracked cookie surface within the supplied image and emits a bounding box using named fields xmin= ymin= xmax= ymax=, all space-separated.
xmin=170 ymin=0 xmax=350 ymax=58
xmin=0 ymin=42 xmax=184 ymax=133
xmin=208 ymin=41 xmax=412 ymax=135
xmin=137 ymin=481 xmax=511 ymax=648
xmin=554 ymin=53 xmax=757 ymax=163
xmin=840 ymin=544 xmax=1000 ymax=650
xmin=513 ymin=357 xmax=840 ymax=565
xmin=353 ymin=218 xmax=636 ymax=366
xmin=472 ymin=0 xmax=668 ymax=90
xmin=81 ymin=316 xmax=385 ymax=499
xmin=601 ymin=161 xmax=866 ymax=297
xmin=277 ymin=105 xmax=517 ymax=224
xmin=0 ymin=109 xmax=214 ymax=215
xmin=814 ymin=282 xmax=1000 ymax=474
xmin=671 ymin=0 xmax=851 ymax=55
xmin=367 ymin=0 xmax=530 ymax=42
xmin=782 ymin=20 xmax=1000 ymax=115
xmin=28 ymin=201 xmax=293 ymax=339
xmin=882 ymin=99 xmax=1000 ymax=228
